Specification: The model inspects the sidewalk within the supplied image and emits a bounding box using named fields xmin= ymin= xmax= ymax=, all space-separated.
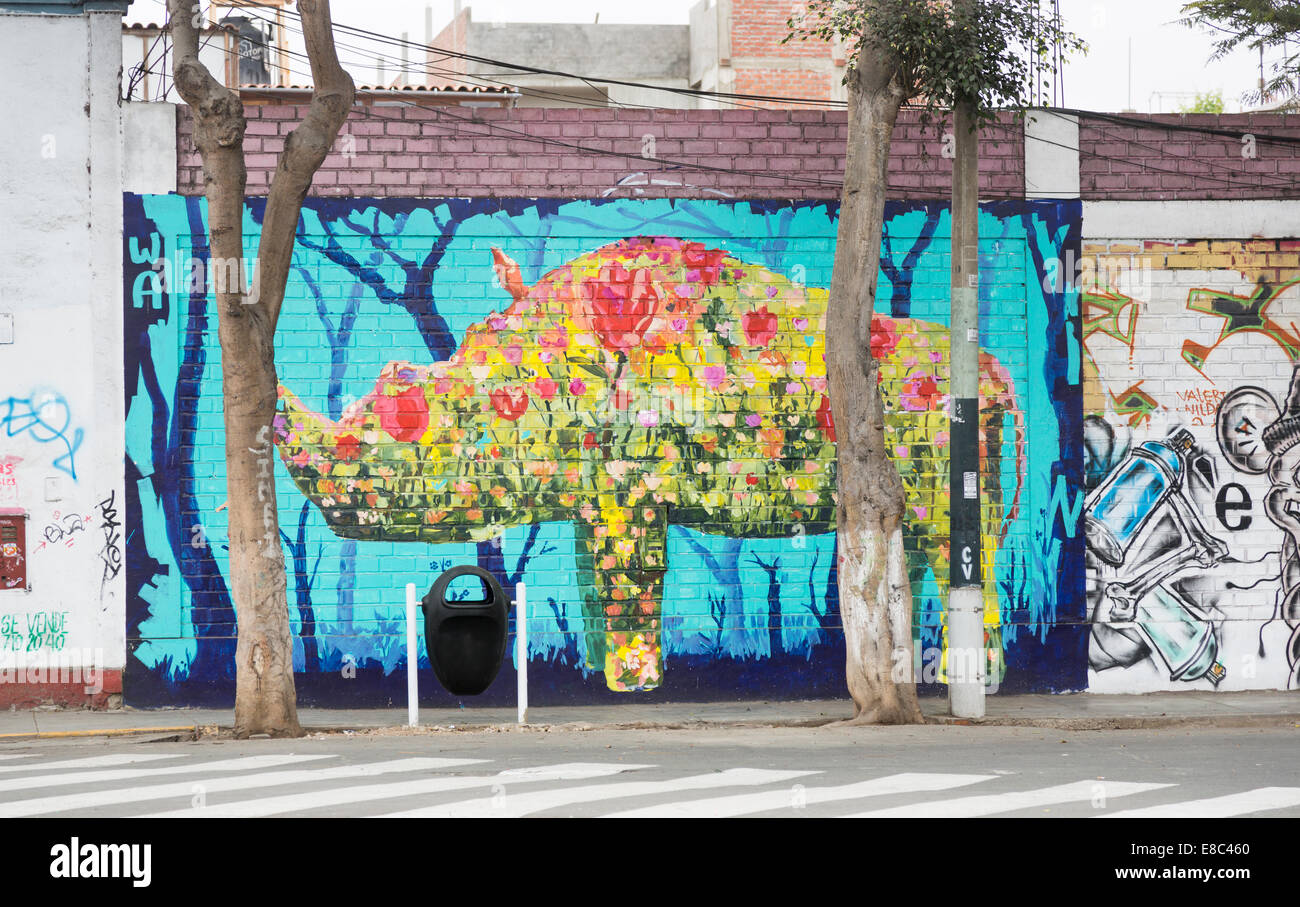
xmin=1 ymin=691 xmax=1297 ymax=739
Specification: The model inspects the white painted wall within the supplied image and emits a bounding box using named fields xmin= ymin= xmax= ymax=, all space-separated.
xmin=1024 ymin=111 xmax=1080 ymax=199
xmin=0 ymin=9 xmax=126 ymax=690
xmin=1084 ymin=200 xmax=1300 ymax=240
xmin=123 ymin=102 xmax=177 ymax=194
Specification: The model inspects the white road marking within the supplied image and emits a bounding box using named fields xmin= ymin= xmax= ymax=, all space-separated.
xmin=1102 ymin=787 xmax=1300 ymax=818
xmin=379 ymin=767 xmax=819 ymax=818
xmin=0 ymin=754 xmax=333 ymax=802
xmin=144 ymin=762 xmax=654 ymax=818
xmin=604 ymin=772 xmax=997 ymax=818
xmin=0 ymin=757 xmax=484 ymax=817
xmin=846 ymin=780 xmax=1173 ymax=817
xmin=0 ymin=753 xmax=181 ymax=774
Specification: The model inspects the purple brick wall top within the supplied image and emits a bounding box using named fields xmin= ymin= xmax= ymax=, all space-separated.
xmin=1077 ymin=112 xmax=1300 ymax=200
xmin=176 ymin=105 xmax=1300 ymax=202
xmin=176 ymin=105 xmax=1024 ymax=201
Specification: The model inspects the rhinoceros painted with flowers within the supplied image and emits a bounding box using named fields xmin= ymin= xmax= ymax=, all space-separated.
xmin=274 ymin=237 xmax=1023 ymax=691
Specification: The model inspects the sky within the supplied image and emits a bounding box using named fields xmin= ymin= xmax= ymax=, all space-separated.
xmin=125 ymin=0 xmax=1282 ymax=113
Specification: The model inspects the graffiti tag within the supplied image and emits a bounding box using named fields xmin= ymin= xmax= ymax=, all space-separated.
xmin=97 ymin=490 xmax=122 ymax=592
xmin=36 ymin=511 xmax=91 ymax=552
xmin=1 ymin=392 xmax=84 ymax=480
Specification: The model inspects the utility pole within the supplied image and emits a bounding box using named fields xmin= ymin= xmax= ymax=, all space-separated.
xmin=948 ymin=78 xmax=985 ymax=716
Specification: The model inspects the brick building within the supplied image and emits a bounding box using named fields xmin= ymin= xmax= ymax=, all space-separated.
xmin=428 ymin=0 xmax=845 ymax=108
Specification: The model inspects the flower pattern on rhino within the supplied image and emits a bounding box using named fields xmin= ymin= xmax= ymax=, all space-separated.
xmin=274 ymin=237 xmax=1022 ymax=692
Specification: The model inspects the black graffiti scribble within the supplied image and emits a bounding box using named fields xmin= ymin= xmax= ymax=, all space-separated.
xmin=97 ymin=490 xmax=122 ymax=588
xmin=39 ymin=512 xmax=89 ymax=550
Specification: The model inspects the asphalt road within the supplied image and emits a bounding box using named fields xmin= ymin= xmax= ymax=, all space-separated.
xmin=0 ymin=724 xmax=1295 ymax=818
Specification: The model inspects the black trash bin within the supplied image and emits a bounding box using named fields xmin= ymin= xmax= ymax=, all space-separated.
xmin=421 ymin=565 xmax=509 ymax=696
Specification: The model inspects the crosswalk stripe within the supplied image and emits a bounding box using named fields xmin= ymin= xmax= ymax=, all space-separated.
xmin=0 ymin=755 xmax=31 ymax=761
xmin=0 ymin=757 xmax=484 ymax=818
xmin=603 ymin=772 xmax=997 ymax=818
xmin=0 ymin=753 xmax=331 ymax=798
xmin=378 ymin=767 xmax=820 ymax=818
xmin=143 ymin=762 xmax=654 ymax=818
xmin=845 ymin=780 xmax=1174 ymax=818
xmin=0 ymin=753 xmax=181 ymax=774
xmin=1102 ymin=787 xmax=1300 ymax=818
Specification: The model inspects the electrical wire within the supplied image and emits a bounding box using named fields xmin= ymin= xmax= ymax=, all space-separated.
xmin=272 ymin=4 xmax=853 ymax=108
xmin=254 ymin=39 xmax=1300 ymax=199
xmin=161 ymin=6 xmax=1300 ymax=199
xmin=236 ymin=6 xmax=789 ymax=114
xmin=258 ymin=5 xmax=1300 ymax=153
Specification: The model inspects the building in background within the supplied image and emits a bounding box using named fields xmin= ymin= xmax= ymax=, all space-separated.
xmin=427 ymin=0 xmax=845 ymax=108
xmin=123 ymin=5 xmax=516 ymax=108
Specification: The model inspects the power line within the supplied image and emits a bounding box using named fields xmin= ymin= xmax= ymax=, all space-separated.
xmin=275 ymin=4 xmax=852 ymax=109
xmin=164 ymin=9 xmax=1300 ymax=199
xmin=269 ymin=5 xmax=1300 ymax=150
xmin=229 ymin=2 xmax=1300 ymax=160
xmin=215 ymin=46 xmax=1300 ymax=200
xmin=985 ymin=119 xmax=1300 ymax=197
xmin=1058 ymin=106 xmax=1300 ymax=149
xmin=237 ymin=7 xmax=781 ymax=114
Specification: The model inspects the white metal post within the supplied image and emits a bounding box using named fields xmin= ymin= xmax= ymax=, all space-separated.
xmin=406 ymin=582 xmax=418 ymax=727
xmin=516 ymin=581 xmax=528 ymax=725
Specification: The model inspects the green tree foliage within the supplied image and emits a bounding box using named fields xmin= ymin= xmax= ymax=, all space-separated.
xmin=785 ymin=0 xmax=1086 ymax=120
xmin=1181 ymin=1 xmax=1300 ymax=106
xmin=1178 ymin=90 xmax=1226 ymax=113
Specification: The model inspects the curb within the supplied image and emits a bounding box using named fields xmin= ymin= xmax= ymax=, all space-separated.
xmin=0 ymin=726 xmax=198 ymax=742
xmin=925 ymin=714 xmax=1300 ymax=730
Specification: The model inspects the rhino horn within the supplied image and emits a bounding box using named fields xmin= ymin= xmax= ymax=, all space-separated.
xmin=491 ymin=247 xmax=527 ymax=303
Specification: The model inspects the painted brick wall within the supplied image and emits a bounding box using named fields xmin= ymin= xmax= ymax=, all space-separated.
xmin=1078 ymin=114 xmax=1300 ymax=200
xmin=1081 ymin=237 xmax=1300 ymax=692
xmin=123 ymin=193 xmax=1082 ymax=704
xmin=175 ymin=106 xmax=1026 ymax=201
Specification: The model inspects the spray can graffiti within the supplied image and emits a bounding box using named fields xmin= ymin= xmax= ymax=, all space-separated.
xmin=1086 ymin=429 xmax=1194 ymax=566
xmin=1086 ymin=427 xmax=1228 ymax=685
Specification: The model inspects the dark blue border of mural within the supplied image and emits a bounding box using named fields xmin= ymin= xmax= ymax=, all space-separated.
xmin=123 ymin=193 xmax=1083 ymax=708
xmin=999 ymin=197 xmax=1087 ymax=694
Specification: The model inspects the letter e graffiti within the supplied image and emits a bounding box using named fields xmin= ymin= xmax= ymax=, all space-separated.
xmin=1215 ymin=483 xmax=1252 ymax=530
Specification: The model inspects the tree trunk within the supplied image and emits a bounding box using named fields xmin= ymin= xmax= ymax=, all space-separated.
xmin=169 ymin=0 xmax=354 ymax=736
xmin=826 ymin=52 xmax=924 ymax=725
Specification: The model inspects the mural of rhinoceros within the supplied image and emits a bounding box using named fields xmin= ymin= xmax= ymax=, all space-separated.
xmin=274 ymin=236 xmax=1022 ymax=692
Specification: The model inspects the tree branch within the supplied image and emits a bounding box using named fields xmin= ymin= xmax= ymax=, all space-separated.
xmin=256 ymin=0 xmax=356 ymax=330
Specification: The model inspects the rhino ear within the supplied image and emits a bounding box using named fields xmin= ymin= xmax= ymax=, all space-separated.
xmin=491 ymin=247 xmax=526 ymax=302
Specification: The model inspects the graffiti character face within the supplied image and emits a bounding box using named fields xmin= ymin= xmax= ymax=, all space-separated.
xmin=1264 ymin=443 xmax=1300 ymax=552
xmin=1217 ymin=370 xmax=1300 ymax=686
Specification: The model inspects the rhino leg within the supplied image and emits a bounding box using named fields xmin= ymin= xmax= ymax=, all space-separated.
xmin=575 ymin=512 xmax=666 ymax=691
